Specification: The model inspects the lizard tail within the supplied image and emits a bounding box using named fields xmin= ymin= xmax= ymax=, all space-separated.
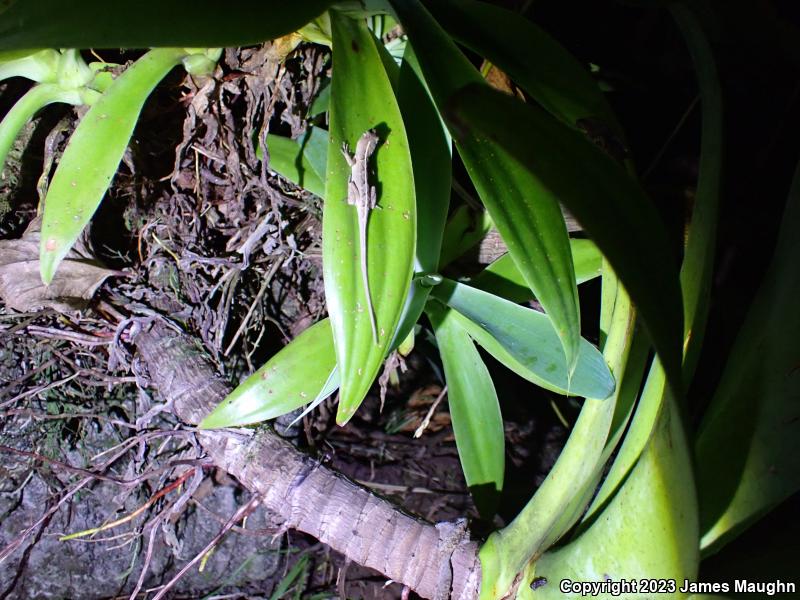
xmin=362 ymin=256 xmax=379 ymax=345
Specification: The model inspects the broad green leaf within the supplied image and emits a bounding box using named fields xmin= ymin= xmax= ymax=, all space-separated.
xmin=287 ymin=366 xmax=340 ymax=428
xmin=697 ymin=493 xmax=799 ymax=593
xmin=523 ymin=396 xmax=698 ymax=600
xmin=397 ymin=47 xmax=451 ymax=275
xmin=695 ymin=158 xmax=800 ymax=554
xmin=479 ymin=274 xmax=644 ymax=600
xmin=299 ymin=13 xmax=333 ymax=47
xmin=671 ymin=3 xmax=724 ymax=381
xmin=427 ymin=301 xmax=503 ymax=517
xmin=0 ymin=1 xmax=334 ymax=50
xmin=431 ymin=279 xmax=614 ymax=400
xmin=40 ymin=48 xmax=189 ymax=284
xmin=581 ymin=357 xmax=668 ymax=522
xmin=261 ymin=128 xmax=328 ymax=198
xmin=471 ymin=238 xmax=602 ymax=303
xmin=510 ymin=272 xmax=647 ymax=569
xmin=582 ymin=3 xmax=723 ymax=525
xmin=324 ymin=12 xmax=415 ymax=424
xmin=260 ymin=44 xmax=449 ymax=356
xmin=388 ymin=44 xmax=452 ymax=347
xmin=542 ymin=273 xmax=650 ymax=541
xmin=199 ymin=319 xmax=336 ymax=429
xmin=445 ymin=83 xmax=685 ymax=398
xmin=422 ymin=0 xmax=623 ymax=136
xmin=390 ymin=0 xmax=582 ymax=377
xmin=438 ymin=204 xmax=492 ymax=269
xmin=0 ymin=49 xmax=59 ymax=83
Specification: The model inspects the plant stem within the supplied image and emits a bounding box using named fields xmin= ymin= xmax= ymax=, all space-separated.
xmin=0 ymin=82 xmax=82 ymax=177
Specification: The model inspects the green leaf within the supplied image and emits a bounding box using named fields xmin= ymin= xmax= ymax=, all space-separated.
xmin=40 ymin=48 xmax=189 ymax=284
xmin=388 ymin=44 xmax=452 ymax=347
xmin=0 ymin=1 xmax=334 ymax=50
xmin=0 ymin=83 xmax=86 ymax=178
xmin=324 ymin=12 xmax=415 ymax=424
xmin=581 ymin=357 xmax=668 ymax=523
xmin=390 ymin=0 xmax=582 ymax=377
xmin=527 ymin=396 xmax=698 ymax=600
xmin=199 ymin=319 xmax=336 ymax=429
xmin=479 ymin=274 xmax=647 ymax=600
xmin=471 ymin=238 xmax=602 ymax=303
xmin=427 ymin=301 xmax=503 ymax=516
xmin=438 ymin=204 xmax=492 ymax=269
xmin=0 ymin=49 xmax=59 ymax=83
xmin=422 ymin=0 xmax=623 ymax=135
xmin=580 ymin=2 xmax=724 ymax=531
xmin=261 ymin=128 xmax=328 ymax=198
xmin=671 ymin=3 xmax=724 ymax=382
xmin=695 ymin=158 xmax=800 ymax=555
xmin=431 ymin=278 xmax=614 ymax=400
xmin=287 ymin=366 xmax=340 ymax=427
xmin=397 ymin=47 xmax=451 ymax=275
xmin=259 ymin=49 xmax=450 ymax=357
xmin=445 ymin=83 xmax=685 ymax=398
xmin=269 ymin=555 xmax=310 ymax=600
xmin=698 ymin=493 xmax=799 ymax=593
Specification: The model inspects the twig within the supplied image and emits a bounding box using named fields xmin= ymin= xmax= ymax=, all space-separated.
xmin=0 ymin=409 xmax=138 ymax=429
xmin=0 ymin=310 xmax=55 ymax=337
xmin=23 ymin=325 xmax=112 ymax=346
xmin=356 ymin=479 xmax=468 ymax=497
xmin=128 ymin=524 xmax=159 ymax=600
xmin=0 ymin=372 xmax=79 ymax=409
xmin=90 ymin=429 xmax=198 ymax=463
xmin=190 ymin=498 xmax=278 ymax=536
xmin=59 ymin=468 xmax=198 ymax=541
xmin=0 ymin=444 xmax=209 ymax=489
xmin=0 ymin=357 xmax=56 ymax=395
xmin=150 ymin=494 xmax=263 ymax=600
xmin=0 ymin=428 xmax=146 ymax=565
xmin=223 ymin=257 xmax=284 ymax=356
xmin=414 ymin=386 xmax=448 ymax=438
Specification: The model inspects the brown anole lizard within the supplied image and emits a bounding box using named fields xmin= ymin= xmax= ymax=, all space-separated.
xmin=341 ymin=129 xmax=380 ymax=345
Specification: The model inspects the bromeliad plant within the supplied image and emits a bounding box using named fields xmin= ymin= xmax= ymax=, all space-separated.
xmin=0 ymin=45 xmax=222 ymax=287
xmin=4 ymin=0 xmax=797 ymax=598
xmin=0 ymin=49 xmax=112 ymax=181
xmin=36 ymin=47 xmax=220 ymax=284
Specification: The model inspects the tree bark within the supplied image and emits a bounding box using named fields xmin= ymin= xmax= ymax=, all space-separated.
xmin=134 ymin=322 xmax=481 ymax=600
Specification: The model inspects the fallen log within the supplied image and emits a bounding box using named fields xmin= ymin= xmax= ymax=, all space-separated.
xmin=134 ymin=321 xmax=482 ymax=600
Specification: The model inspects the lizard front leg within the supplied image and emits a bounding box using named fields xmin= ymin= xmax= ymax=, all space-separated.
xmin=341 ymin=142 xmax=355 ymax=168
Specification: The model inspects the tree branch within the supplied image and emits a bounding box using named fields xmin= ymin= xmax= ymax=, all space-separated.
xmin=133 ymin=322 xmax=481 ymax=600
